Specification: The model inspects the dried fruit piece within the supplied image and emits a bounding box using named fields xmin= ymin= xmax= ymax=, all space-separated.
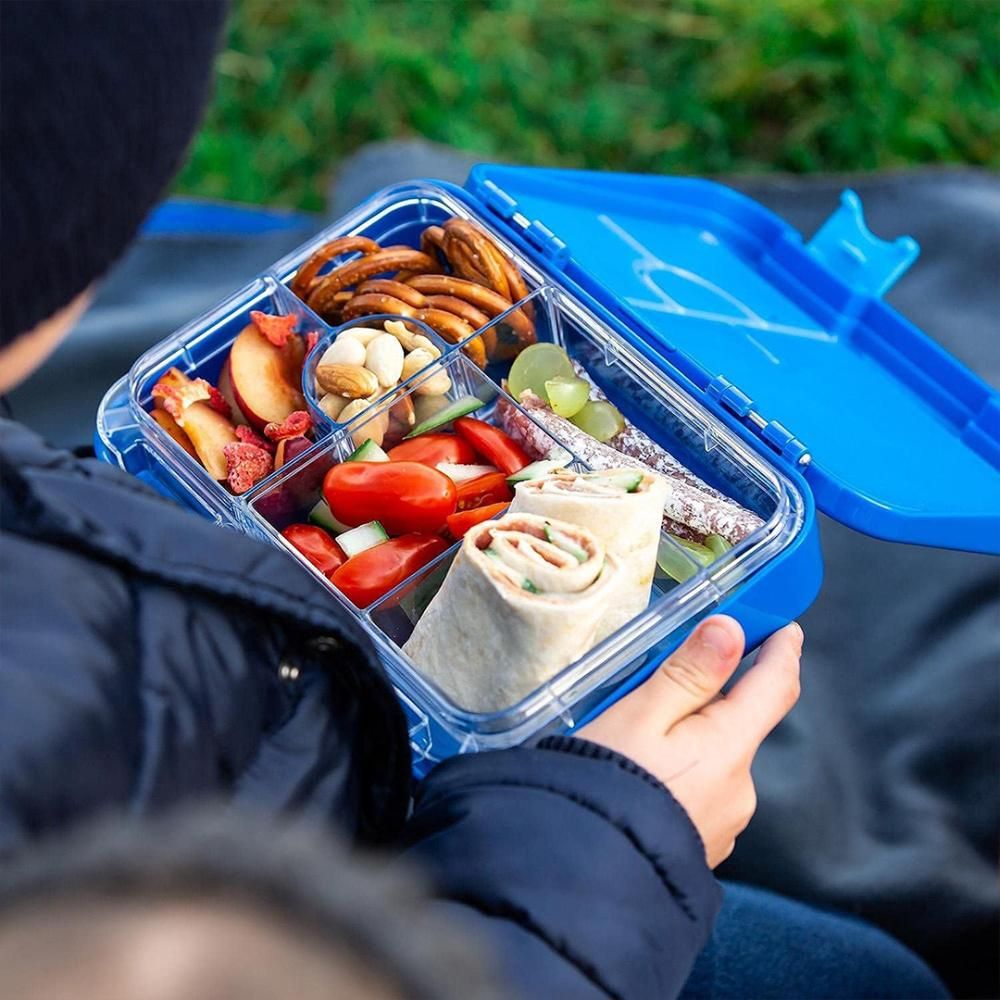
xmin=264 ymin=410 xmax=313 ymax=442
xmin=223 ymin=442 xmax=274 ymax=494
xmin=235 ymin=424 xmax=275 ymax=454
xmin=305 ymin=330 xmax=321 ymax=353
xmin=151 ymin=367 xmax=211 ymax=419
xmin=205 ymin=383 xmax=232 ymax=419
xmin=250 ymin=311 xmax=297 ymax=348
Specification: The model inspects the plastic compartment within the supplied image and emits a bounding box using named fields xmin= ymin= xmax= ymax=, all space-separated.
xmin=97 ymin=181 xmax=807 ymax=767
xmin=249 ymin=282 xmax=804 ymax=761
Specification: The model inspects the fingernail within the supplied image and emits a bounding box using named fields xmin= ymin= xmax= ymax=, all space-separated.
xmin=789 ymin=621 xmax=804 ymax=648
xmin=699 ymin=621 xmax=734 ymax=660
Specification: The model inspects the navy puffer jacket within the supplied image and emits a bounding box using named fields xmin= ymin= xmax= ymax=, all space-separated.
xmin=0 ymin=419 xmax=721 ymax=998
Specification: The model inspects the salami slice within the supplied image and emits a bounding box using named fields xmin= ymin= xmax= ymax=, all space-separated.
xmin=497 ymin=391 xmax=763 ymax=545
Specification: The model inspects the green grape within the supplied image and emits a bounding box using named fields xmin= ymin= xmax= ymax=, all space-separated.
xmin=507 ymin=343 xmax=574 ymax=403
xmin=569 ymin=400 xmax=625 ymax=442
xmin=544 ymin=375 xmax=590 ymax=418
xmin=704 ymin=534 xmax=732 ymax=557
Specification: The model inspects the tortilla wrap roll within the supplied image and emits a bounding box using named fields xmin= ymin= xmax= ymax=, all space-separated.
xmin=509 ymin=467 xmax=668 ymax=634
xmin=403 ymin=512 xmax=621 ymax=713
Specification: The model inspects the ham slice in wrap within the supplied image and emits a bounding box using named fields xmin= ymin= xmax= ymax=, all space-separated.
xmin=403 ymin=512 xmax=621 ymax=713
xmin=509 ymin=467 xmax=668 ymax=635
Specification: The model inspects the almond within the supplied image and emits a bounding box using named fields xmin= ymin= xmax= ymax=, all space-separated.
xmin=315 ymin=363 xmax=379 ymax=399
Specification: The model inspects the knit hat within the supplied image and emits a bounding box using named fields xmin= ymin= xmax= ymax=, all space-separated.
xmin=0 ymin=1 xmax=228 ymax=346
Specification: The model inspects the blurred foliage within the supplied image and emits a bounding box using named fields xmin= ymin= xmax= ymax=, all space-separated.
xmin=175 ymin=0 xmax=1000 ymax=210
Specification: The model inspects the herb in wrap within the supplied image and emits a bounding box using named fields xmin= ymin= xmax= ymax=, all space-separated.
xmin=403 ymin=513 xmax=621 ymax=713
xmin=509 ymin=467 xmax=669 ymax=635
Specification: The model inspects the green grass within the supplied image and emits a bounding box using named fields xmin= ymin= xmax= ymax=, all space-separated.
xmin=175 ymin=0 xmax=1000 ymax=211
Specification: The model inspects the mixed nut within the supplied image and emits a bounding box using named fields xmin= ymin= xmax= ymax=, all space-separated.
xmin=314 ymin=319 xmax=452 ymax=448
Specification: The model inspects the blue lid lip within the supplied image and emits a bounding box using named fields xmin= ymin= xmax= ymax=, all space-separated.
xmin=806 ymin=190 xmax=919 ymax=299
xmin=465 ymin=165 xmax=1000 ymax=554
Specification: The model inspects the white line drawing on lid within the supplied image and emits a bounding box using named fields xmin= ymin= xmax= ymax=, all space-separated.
xmin=597 ymin=213 xmax=836 ymax=344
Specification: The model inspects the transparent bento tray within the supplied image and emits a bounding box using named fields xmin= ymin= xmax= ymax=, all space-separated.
xmin=98 ymin=181 xmax=807 ymax=765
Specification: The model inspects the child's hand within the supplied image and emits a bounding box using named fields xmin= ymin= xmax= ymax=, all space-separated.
xmin=578 ymin=615 xmax=802 ymax=868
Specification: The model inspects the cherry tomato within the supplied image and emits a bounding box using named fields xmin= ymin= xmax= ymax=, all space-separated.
xmin=330 ymin=534 xmax=449 ymax=607
xmin=455 ymin=471 xmax=513 ymax=511
xmin=453 ymin=417 xmax=531 ymax=475
xmin=387 ymin=433 xmax=477 ymax=467
xmin=323 ymin=460 xmax=456 ymax=535
xmin=446 ymin=502 xmax=510 ymax=539
xmin=281 ymin=523 xmax=345 ymax=576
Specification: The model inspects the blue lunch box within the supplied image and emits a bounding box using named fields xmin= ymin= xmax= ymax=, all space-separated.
xmin=96 ymin=166 xmax=1000 ymax=774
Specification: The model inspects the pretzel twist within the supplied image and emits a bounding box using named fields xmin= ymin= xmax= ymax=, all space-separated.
xmin=290 ymin=236 xmax=381 ymax=298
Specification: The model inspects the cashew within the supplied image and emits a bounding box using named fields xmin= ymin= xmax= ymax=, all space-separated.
xmin=339 ymin=397 xmax=389 ymax=448
xmin=383 ymin=319 xmax=440 ymax=357
xmin=337 ymin=326 xmax=384 ymax=347
xmin=414 ymin=360 xmax=452 ymax=397
xmin=401 ymin=347 xmax=436 ymax=382
xmin=319 ymin=335 xmax=366 ymax=368
xmin=365 ymin=333 xmax=405 ymax=388
xmin=318 ymin=393 xmax=349 ymax=421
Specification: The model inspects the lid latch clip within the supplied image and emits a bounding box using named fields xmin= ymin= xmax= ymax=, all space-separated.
xmin=807 ymin=190 xmax=919 ymax=299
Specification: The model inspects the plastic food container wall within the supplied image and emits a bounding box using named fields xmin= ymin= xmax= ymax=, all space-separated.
xmin=97 ymin=168 xmax=1000 ymax=774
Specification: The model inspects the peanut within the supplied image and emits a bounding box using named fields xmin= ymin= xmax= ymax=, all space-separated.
xmin=315 ymin=363 xmax=379 ymax=399
xmin=401 ymin=347 xmax=436 ymax=382
xmin=383 ymin=319 xmax=440 ymax=357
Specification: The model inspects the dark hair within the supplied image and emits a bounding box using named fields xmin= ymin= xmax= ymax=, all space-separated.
xmin=0 ymin=805 xmax=503 ymax=1000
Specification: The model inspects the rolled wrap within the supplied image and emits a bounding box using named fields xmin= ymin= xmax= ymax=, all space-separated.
xmin=509 ymin=467 xmax=668 ymax=635
xmin=403 ymin=512 xmax=621 ymax=713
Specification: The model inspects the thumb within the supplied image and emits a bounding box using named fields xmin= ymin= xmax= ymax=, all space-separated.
xmin=646 ymin=615 xmax=746 ymax=730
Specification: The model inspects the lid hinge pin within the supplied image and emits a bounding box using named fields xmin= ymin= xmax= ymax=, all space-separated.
xmin=478 ymin=179 xmax=518 ymax=220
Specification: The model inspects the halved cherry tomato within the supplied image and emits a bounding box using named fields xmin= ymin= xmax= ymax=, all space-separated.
xmin=455 ymin=471 xmax=514 ymax=511
xmin=446 ymin=502 xmax=510 ymax=539
xmin=387 ymin=433 xmax=477 ymax=467
xmin=453 ymin=417 xmax=531 ymax=475
xmin=330 ymin=534 xmax=449 ymax=607
xmin=281 ymin=523 xmax=345 ymax=576
xmin=323 ymin=460 xmax=456 ymax=536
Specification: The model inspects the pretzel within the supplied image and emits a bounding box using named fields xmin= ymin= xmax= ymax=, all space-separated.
xmin=290 ymin=236 xmax=381 ymax=298
xmin=306 ymin=249 xmax=439 ymax=319
xmin=355 ymin=279 xmax=427 ymax=309
xmin=423 ymin=294 xmax=494 ymax=356
xmin=404 ymin=274 xmax=535 ymax=345
xmin=442 ymin=219 xmax=512 ymax=300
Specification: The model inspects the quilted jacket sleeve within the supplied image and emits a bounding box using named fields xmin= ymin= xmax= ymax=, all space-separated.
xmin=401 ymin=735 xmax=722 ymax=1000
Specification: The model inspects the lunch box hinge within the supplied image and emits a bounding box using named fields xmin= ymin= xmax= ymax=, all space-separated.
xmin=522 ymin=219 xmax=570 ymax=266
xmin=477 ymin=179 xmax=518 ymax=220
xmin=706 ymin=375 xmax=754 ymax=418
xmin=708 ymin=376 xmax=808 ymax=463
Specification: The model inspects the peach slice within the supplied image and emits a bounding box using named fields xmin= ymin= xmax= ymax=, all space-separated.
xmin=177 ymin=401 xmax=239 ymax=480
xmin=228 ymin=321 xmax=306 ymax=430
xmin=151 ymin=408 xmax=198 ymax=459
xmin=217 ymin=359 xmax=249 ymax=426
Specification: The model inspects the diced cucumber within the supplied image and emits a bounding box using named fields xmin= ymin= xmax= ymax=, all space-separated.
xmin=404 ymin=395 xmax=485 ymax=439
xmin=705 ymin=534 xmax=732 ymax=557
xmin=582 ymin=469 xmax=643 ymax=493
xmin=308 ymin=498 xmax=351 ymax=535
xmin=347 ymin=438 xmax=389 ymax=462
xmin=437 ymin=462 xmax=498 ymax=483
xmin=506 ymin=456 xmax=572 ymax=484
xmin=543 ymin=522 xmax=588 ymax=563
xmin=484 ymin=546 xmax=542 ymax=593
xmin=336 ymin=520 xmax=389 ymax=558
xmin=673 ymin=535 xmax=715 ymax=567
